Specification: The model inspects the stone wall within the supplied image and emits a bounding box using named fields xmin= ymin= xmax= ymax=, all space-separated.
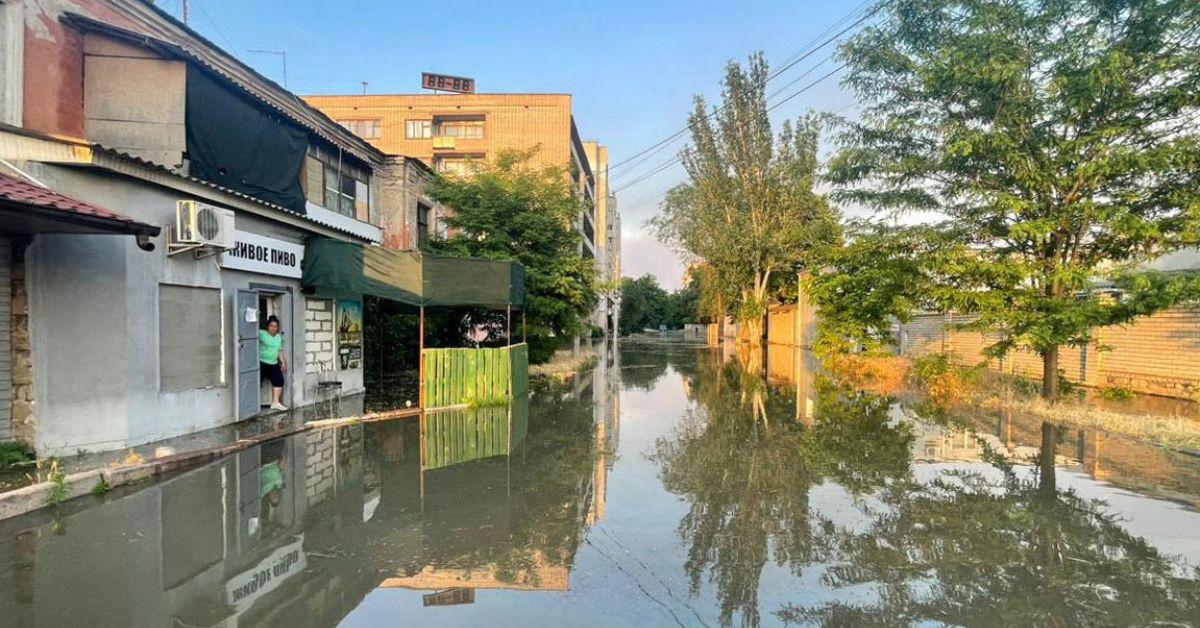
xmin=898 ymin=307 xmax=1200 ymax=399
xmin=305 ymin=298 xmax=335 ymax=375
xmin=10 ymin=238 xmax=33 ymax=443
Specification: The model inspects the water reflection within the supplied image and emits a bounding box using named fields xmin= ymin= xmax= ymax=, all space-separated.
xmin=656 ymin=344 xmax=1200 ymax=626
xmin=653 ymin=351 xmax=915 ymax=626
xmin=1 ymin=341 xmax=1198 ymax=627
xmin=0 ymin=364 xmax=611 ymax=627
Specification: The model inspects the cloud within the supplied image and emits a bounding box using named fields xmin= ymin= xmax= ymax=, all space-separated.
xmin=620 ymin=229 xmax=688 ymax=291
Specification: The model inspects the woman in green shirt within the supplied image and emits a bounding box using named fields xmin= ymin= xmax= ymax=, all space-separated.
xmin=259 ymin=315 xmax=288 ymax=411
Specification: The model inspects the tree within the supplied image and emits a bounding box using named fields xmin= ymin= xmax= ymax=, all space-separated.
xmin=829 ymin=0 xmax=1200 ymax=401
xmin=427 ymin=149 xmax=597 ymax=364
xmin=618 ymin=274 xmax=670 ymax=335
xmin=652 ymin=53 xmax=841 ymax=341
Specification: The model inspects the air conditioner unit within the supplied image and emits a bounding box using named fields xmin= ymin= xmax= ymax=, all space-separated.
xmin=174 ymin=201 xmax=235 ymax=249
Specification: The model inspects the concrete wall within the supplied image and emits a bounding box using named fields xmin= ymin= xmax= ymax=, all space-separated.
xmin=20 ymin=163 xmax=365 ymax=455
xmin=0 ymin=0 xmax=24 ymax=126
xmin=898 ymin=308 xmax=1200 ymax=399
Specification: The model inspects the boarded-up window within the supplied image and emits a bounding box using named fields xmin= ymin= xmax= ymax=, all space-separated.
xmin=355 ymin=179 xmax=370 ymax=222
xmin=304 ymin=156 xmax=324 ymax=206
xmin=160 ymin=285 xmax=222 ymax=391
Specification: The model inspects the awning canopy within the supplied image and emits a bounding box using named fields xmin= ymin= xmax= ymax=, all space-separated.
xmin=302 ymin=238 xmax=525 ymax=308
xmin=0 ymin=173 xmax=161 ymax=250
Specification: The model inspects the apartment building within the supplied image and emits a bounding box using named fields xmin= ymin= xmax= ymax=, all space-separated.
xmin=304 ymin=93 xmax=601 ymax=259
xmin=583 ymin=141 xmax=621 ymax=335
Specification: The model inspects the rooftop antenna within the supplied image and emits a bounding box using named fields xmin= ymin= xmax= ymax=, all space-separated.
xmin=361 ymin=81 xmax=369 ymax=94
xmin=246 ymin=49 xmax=288 ymax=89
xmin=182 ymin=0 xmax=189 ymax=24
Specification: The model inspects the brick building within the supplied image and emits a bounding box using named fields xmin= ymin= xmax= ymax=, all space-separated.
xmin=583 ymin=141 xmax=620 ymax=334
xmin=303 ymin=93 xmax=606 ymax=270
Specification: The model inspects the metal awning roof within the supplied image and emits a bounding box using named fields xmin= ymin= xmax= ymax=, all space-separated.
xmin=302 ymin=238 xmax=526 ymax=308
xmin=0 ymin=173 xmax=160 ymax=249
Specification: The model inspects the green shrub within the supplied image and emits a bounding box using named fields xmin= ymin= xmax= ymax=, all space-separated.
xmin=1100 ymin=386 xmax=1136 ymax=401
xmin=0 ymin=441 xmax=34 ymax=472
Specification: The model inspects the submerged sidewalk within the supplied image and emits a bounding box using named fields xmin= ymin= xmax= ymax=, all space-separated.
xmin=0 ymin=393 xmax=421 ymax=521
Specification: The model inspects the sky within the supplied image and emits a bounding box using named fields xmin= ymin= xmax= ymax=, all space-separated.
xmin=173 ymin=0 xmax=865 ymax=291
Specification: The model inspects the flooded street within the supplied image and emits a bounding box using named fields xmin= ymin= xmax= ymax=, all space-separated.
xmin=2 ymin=341 xmax=1199 ymax=627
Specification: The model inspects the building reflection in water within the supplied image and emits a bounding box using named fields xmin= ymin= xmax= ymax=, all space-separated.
xmin=0 ymin=343 xmax=624 ymax=628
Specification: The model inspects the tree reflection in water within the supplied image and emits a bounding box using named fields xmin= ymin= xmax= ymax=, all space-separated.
xmin=652 ymin=352 xmax=914 ymax=627
xmin=654 ymin=350 xmax=1200 ymax=627
xmin=781 ymin=421 xmax=1200 ymax=626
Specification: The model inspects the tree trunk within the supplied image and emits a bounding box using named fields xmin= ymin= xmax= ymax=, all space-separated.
xmin=1041 ymin=347 xmax=1060 ymax=403
xmin=1038 ymin=420 xmax=1057 ymax=495
xmin=716 ymin=293 xmax=725 ymax=343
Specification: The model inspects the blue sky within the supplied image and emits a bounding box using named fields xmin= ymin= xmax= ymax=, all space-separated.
xmin=174 ymin=0 xmax=864 ymax=290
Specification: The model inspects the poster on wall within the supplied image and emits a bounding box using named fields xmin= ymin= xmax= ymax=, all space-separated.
xmin=337 ymin=300 xmax=363 ymax=370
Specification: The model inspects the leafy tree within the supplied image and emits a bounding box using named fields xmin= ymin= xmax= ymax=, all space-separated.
xmin=808 ymin=221 xmax=959 ymax=355
xmin=618 ymin=274 xmax=704 ymax=334
xmin=829 ymin=0 xmax=1200 ymax=400
xmin=618 ymin=275 xmax=670 ymax=335
xmin=427 ymin=149 xmax=597 ymax=363
xmin=652 ymin=53 xmax=841 ymax=341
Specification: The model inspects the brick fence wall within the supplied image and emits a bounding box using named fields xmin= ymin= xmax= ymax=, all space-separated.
xmin=898 ymin=307 xmax=1200 ymax=399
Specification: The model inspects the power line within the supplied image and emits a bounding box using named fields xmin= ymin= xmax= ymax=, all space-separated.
xmin=193 ymin=1 xmax=236 ymax=52
xmin=612 ymin=62 xmax=849 ymax=196
xmin=608 ymin=0 xmax=883 ymax=177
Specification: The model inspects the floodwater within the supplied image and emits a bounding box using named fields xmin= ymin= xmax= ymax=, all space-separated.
xmin=2 ymin=341 xmax=1199 ymax=627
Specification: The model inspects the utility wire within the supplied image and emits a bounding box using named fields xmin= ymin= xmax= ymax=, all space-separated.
xmin=608 ymin=0 xmax=883 ymax=178
xmin=612 ymin=62 xmax=849 ymax=195
xmin=194 ymin=0 xmax=237 ymax=52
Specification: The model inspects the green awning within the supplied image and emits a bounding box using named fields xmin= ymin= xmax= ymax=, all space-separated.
xmin=302 ymin=238 xmax=525 ymax=308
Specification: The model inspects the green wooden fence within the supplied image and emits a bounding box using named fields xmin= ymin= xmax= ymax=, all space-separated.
xmin=422 ymin=343 xmax=529 ymax=409
xmin=422 ymin=397 xmax=529 ymax=470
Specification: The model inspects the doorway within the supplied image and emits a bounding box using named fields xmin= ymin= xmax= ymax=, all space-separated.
xmin=256 ymin=290 xmax=292 ymax=409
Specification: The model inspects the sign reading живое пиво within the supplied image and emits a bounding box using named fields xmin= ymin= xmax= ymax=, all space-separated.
xmin=219 ymin=230 xmax=304 ymax=279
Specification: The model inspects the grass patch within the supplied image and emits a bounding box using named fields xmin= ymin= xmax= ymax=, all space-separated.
xmin=0 ymin=441 xmax=34 ymax=472
xmin=1100 ymin=386 xmax=1137 ymax=401
xmin=907 ymin=353 xmax=982 ymax=405
xmin=824 ymin=354 xmax=909 ymax=395
xmin=45 ymin=459 xmax=68 ymax=506
xmin=91 ymin=479 xmax=112 ymax=496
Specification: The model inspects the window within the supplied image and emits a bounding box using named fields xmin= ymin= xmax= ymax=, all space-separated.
xmin=417 ymin=202 xmax=431 ymax=246
xmin=324 ymin=164 xmax=341 ymax=211
xmin=405 ymin=120 xmax=432 ymax=139
xmin=305 ymin=147 xmax=371 ymax=219
xmin=340 ymin=172 xmax=356 ymax=216
xmin=336 ymin=119 xmax=381 ymax=140
xmin=434 ymin=117 xmax=484 ymax=139
xmin=159 ymin=285 xmax=222 ymax=391
xmin=434 ymin=155 xmax=484 ymax=177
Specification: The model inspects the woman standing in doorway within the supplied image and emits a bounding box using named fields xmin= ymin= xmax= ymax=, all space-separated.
xmin=260 ymin=315 xmax=288 ymax=411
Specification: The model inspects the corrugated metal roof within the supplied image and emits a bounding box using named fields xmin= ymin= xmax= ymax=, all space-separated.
xmin=0 ymin=172 xmax=160 ymax=235
xmin=89 ymin=144 xmax=380 ymax=242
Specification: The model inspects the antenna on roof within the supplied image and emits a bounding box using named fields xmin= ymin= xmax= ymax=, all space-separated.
xmin=247 ymin=49 xmax=289 ymax=89
xmin=182 ymin=0 xmax=189 ymax=24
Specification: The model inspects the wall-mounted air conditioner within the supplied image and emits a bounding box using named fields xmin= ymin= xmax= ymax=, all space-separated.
xmin=169 ymin=200 xmax=235 ymax=257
